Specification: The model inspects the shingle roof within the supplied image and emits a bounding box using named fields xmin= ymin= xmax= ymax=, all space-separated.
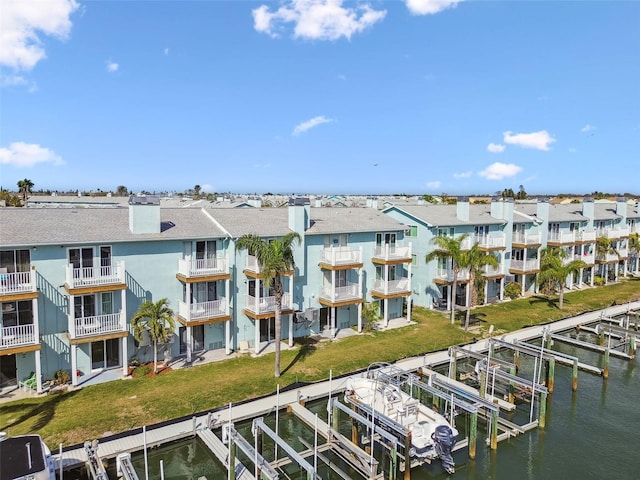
xmin=0 ymin=207 xmax=227 ymax=247
xmin=305 ymin=207 xmax=407 ymax=234
xmin=388 ymin=204 xmax=505 ymax=227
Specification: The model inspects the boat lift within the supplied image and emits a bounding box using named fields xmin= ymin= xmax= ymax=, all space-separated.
xmin=84 ymin=440 xmax=109 ymax=480
xmin=222 ymin=422 xmax=280 ymax=480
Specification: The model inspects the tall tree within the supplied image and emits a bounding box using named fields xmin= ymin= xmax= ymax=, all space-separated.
xmin=629 ymin=233 xmax=640 ymax=274
xmin=595 ymin=237 xmax=619 ymax=283
xmin=537 ymin=247 xmax=588 ymax=309
xmin=115 ymin=185 xmax=128 ymax=196
xmin=131 ymin=298 xmax=176 ymax=374
xmin=458 ymin=244 xmax=500 ymax=330
xmin=17 ymin=178 xmax=34 ymax=203
xmin=236 ymin=232 xmax=301 ymax=377
xmin=426 ymin=233 xmax=471 ymax=325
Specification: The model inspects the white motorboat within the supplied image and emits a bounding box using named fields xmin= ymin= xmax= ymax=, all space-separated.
xmin=0 ymin=433 xmax=56 ymax=480
xmin=344 ymin=375 xmax=458 ymax=474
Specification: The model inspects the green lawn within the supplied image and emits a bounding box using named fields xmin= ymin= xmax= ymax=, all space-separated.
xmin=2 ymin=278 xmax=639 ymax=447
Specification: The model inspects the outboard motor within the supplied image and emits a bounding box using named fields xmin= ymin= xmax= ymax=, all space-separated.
xmin=433 ymin=424 xmax=456 ymax=474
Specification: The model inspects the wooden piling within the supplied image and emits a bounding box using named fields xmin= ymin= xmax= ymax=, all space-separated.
xmin=630 ymin=335 xmax=636 ymax=359
xmin=228 ymin=436 xmax=235 ymax=480
xmin=514 ymin=350 xmax=520 ymax=374
xmin=490 ymin=410 xmax=498 ymax=450
xmin=539 ymin=392 xmax=547 ymax=429
xmin=389 ymin=442 xmax=398 ymax=480
xmin=469 ymin=412 xmax=477 ymax=460
xmin=508 ymin=366 xmax=516 ymax=404
xmin=450 ymin=348 xmax=457 ymax=381
xmin=603 ymin=345 xmax=610 ymax=378
xmin=404 ymin=432 xmax=412 ymax=480
xmin=546 ymin=358 xmax=555 ymax=393
xmin=572 ymin=360 xmax=578 ymax=392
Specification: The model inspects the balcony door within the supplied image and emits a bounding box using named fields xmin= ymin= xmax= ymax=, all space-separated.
xmin=74 ymin=295 xmax=96 ymax=320
xmin=195 ymin=241 xmax=216 ymax=269
xmin=69 ymin=248 xmax=94 ymax=280
xmin=179 ymin=325 xmax=205 ymax=354
xmin=91 ymin=338 xmax=120 ymax=371
xmin=0 ymin=249 xmax=30 ymax=273
xmin=260 ymin=317 xmax=276 ymax=343
xmin=0 ymin=354 xmax=17 ymax=389
xmin=376 ymin=233 xmax=396 ymax=249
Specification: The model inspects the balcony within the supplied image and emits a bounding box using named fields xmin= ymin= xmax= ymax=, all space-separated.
xmin=0 ymin=270 xmax=36 ymax=297
xmin=319 ymin=283 xmax=361 ymax=305
xmin=0 ymin=324 xmax=38 ymax=350
xmin=65 ymin=261 xmax=125 ymax=291
xmin=178 ymin=298 xmax=229 ymax=324
xmin=582 ymin=253 xmax=595 ymax=265
xmin=371 ymin=278 xmax=410 ymax=298
xmin=434 ymin=268 xmax=471 ymax=283
xmin=482 ymin=264 xmax=504 ymax=277
xmin=597 ymin=253 xmax=621 ymax=263
xmin=512 ymin=232 xmax=542 ymax=246
xmin=547 ymin=231 xmax=577 ymax=245
xmin=372 ymin=244 xmax=412 ymax=264
xmin=577 ymin=230 xmax=596 ymax=243
xmin=509 ymin=259 xmax=540 ymax=273
xmin=320 ymin=246 xmax=362 ymax=268
xmin=618 ymin=247 xmax=629 ymax=258
xmin=69 ymin=312 xmax=125 ymax=339
xmin=244 ymin=293 xmax=292 ymax=316
xmin=597 ymin=227 xmax=630 ymax=240
xmin=177 ymin=257 xmax=229 ymax=279
xmin=476 ymin=234 xmax=506 ymax=250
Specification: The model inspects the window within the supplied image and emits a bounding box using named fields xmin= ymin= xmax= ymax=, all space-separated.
xmin=0 ymin=249 xmax=30 ymax=273
xmin=101 ymin=292 xmax=113 ymax=315
xmin=407 ymin=226 xmax=418 ymax=237
xmin=412 ymin=254 xmax=417 ymax=266
xmin=1 ymin=300 xmax=33 ymax=326
xmin=69 ymin=247 xmax=93 ymax=269
xmin=437 ymin=228 xmax=454 ymax=237
xmin=376 ymin=233 xmax=396 ymax=247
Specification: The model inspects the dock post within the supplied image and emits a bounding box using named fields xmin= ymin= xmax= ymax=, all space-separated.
xmin=630 ymin=335 xmax=636 ymax=359
xmin=546 ymin=358 xmax=555 ymax=393
xmin=508 ymin=366 xmax=516 ymax=404
xmin=352 ymin=418 xmax=359 ymax=446
xmin=538 ymin=392 xmax=547 ymax=429
xmin=449 ymin=348 xmax=457 ymax=381
xmin=514 ymin=350 xmax=520 ymax=374
xmin=469 ymin=411 xmax=477 ymax=459
xmin=228 ymin=437 xmax=235 ymax=480
xmin=479 ymin=370 xmax=487 ymax=399
xmin=603 ymin=346 xmax=610 ymax=379
xmin=572 ymin=360 xmax=578 ymax=392
xmin=389 ymin=442 xmax=398 ymax=480
xmin=490 ymin=410 xmax=498 ymax=450
xmin=332 ymin=403 xmax=340 ymax=433
xmin=404 ymin=432 xmax=412 ymax=480
xmin=598 ymin=330 xmax=605 ymax=347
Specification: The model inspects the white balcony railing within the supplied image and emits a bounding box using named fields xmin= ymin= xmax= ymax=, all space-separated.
xmin=320 ymin=246 xmax=362 ymax=266
xmin=582 ymin=253 xmax=595 ymax=265
xmin=178 ymin=298 xmax=228 ymax=322
xmin=548 ymin=231 xmax=576 ymax=244
xmin=597 ymin=227 xmax=630 ymax=240
xmin=373 ymin=244 xmax=412 ymax=262
xmin=178 ymin=257 xmax=228 ymax=278
xmin=372 ymin=278 xmax=411 ymax=295
xmin=476 ymin=234 xmax=506 ymax=249
xmin=512 ymin=232 xmax=542 ymax=245
xmin=577 ymin=230 xmax=596 ymax=243
xmin=482 ymin=264 xmax=504 ymax=277
xmin=71 ymin=312 xmax=123 ymax=338
xmin=246 ymin=255 xmax=262 ymax=274
xmin=618 ymin=247 xmax=629 ymax=258
xmin=0 ymin=270 xmax=36 ymax=296
xmin=510 ymin=259 xmax=540 ymax=271
xmin=245 ymin=293 xmax=291 ymax=314
xmin=66 ymin=261 xmax=125 ymax=289
xmin=435 ymin=268 xmax=471 ymax=283
xmin=0 ymin=324 xmax=37 ymax=348
xmin=320 ymin=283 xmax=361 ymax=303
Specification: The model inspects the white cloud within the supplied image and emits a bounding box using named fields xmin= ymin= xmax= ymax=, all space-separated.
xmin=426 ymin=181 xmax=441 ymax=189
xmin=292 ymin=115 xmax=334 ymax=135
xmin=487 ymin=143 xmax=505 ymax=153
xmin=406 ymin=0 xmax=462 ymax=15
xmin=253 ymin=0 xmax=386 ymax=41
xmin=568 ymin=147 xmax=577 ymax=154
xmin=0 ymin=142 xmax=64 ymax=167
xmin=0 ymin=0 xmax=79 ymax=71
xmin=338 ymin=74 xmax=346 ymax=80
xmin=106 ymin=60 xmax=119 ymax=73
xmin=581 ymin=124 xmax=596 ymax=133
xmin=478 ymin=162 xmax=522 ymax=180
xmin=164 ymin=47 xmax=170 ymax=56
xmin=503 ymin=130 xmax=555 ymax=151
xmin=453 ymin=171 xmax=472 ymax=179
xmin=0 ymin=73 xmax=37 ymax=92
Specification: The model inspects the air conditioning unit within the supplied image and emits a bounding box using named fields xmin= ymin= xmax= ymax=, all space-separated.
xmin=294 ymin=311 xmax=307 ymax=324
xmin=305 ymin=308 xmax=320 ymax=323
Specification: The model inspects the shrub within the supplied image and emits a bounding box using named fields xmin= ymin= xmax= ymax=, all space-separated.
xmin=132 ymin=364 xmax=152 ymax=378
xmin=53 ymin=369 xmax=70 ymax=385
xmin=504 ymin=282 xmax=522 ymax=299
xmin=594 ymin=276 xmax=605 ymax=286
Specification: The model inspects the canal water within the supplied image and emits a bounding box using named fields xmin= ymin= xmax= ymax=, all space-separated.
xmin=108 ymin=326 xmax=639 ymax=480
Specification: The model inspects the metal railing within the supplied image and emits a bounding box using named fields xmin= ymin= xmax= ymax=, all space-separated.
xmin=72 ymin=312 xmax=123 ymax=338
xmin=510 ymin=259 xmax=540 ymax=271
xmin=66 ymin=261 xmax=125 ymax=289
xmin=435 ymin=268 xmax=470 ymax=282
xmin=245 ymin=293 xmax=291 ymax=314
xmin=475 ymin=234 xmax=506 ymax=249
xmin=178 ymin=298 xmax=227 ymax=321
xmin=512 ymin=232 xmax=541 ymax=245
xmin=0 ymin=270 xmax=36 ymax=295
xmin=177 ymin=257 xmax=228 ymax=277
xmin=320 ymin=283 xmax=360 ymax=302
xmin=372 ymin=278 xmax=410 ymax=295
xmin=0 ymin=324 xmax=37 ymax=348
xmin=372 ymin=244 xmax=412 ymax=261
xmin=320 ymin=245 xmax=362 ymax=266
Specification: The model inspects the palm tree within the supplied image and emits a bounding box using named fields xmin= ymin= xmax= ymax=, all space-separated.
xmin=17 ymin=178 xmax=34 ymax=203
xmin=458 ymin=244 xmax=500 ymax=330
xmin=426 ymin=233 xmax=471 ymax=324
xmin=236 ymin=232 xmax=301 ymax=377
xmin=131 ymin=298 xmax=176 ymax=374
xmin=595 ymin=237 xmax=620 ymax=283
xmin=537 ymin=247 xmax=588 ymax=309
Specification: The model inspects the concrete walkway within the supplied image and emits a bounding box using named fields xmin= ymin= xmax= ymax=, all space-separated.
xmin=53 ymin=301 xmax=640 ymax=470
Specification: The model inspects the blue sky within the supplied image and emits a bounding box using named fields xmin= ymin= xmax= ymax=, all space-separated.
xmin=1 ymin=0 xmax=638 ymax=196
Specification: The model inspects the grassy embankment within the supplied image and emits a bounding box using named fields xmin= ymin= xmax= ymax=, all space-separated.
xmin=1 ymin=278 xmax=638 ymax=447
